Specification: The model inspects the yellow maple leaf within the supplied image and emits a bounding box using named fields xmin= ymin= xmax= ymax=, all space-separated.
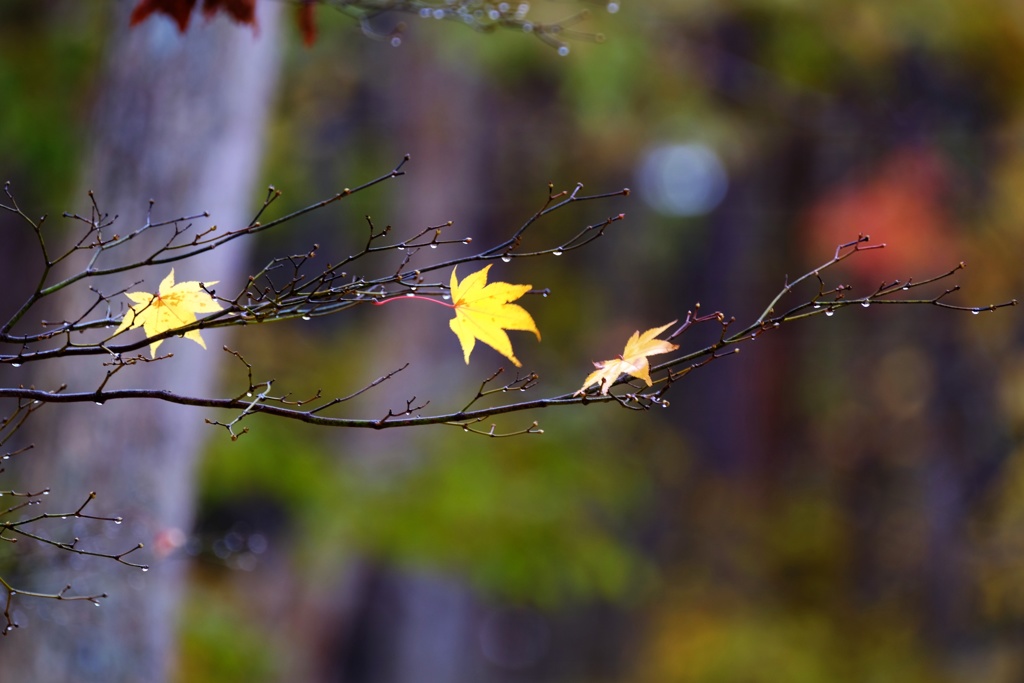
xmin=449 ymin=264 xmax=541 ymax=367
xmin=113 ymin=268 xmax=223 ymax=357
xmin=576 ymin=321 xmax=679 ymax=396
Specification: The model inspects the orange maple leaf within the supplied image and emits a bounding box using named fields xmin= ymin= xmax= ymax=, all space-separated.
xmin=130 ymin=0 xmax=257 ymax=32
xmin=130 ymin=0 xmax=197 ymax=31
xmin=113 ymin=269 xmax=223 ymax=357
xmin=297 ymin=1 xmax=317 ymax=46
xmin=449 ymin=265 xmax=540 ymax=367
xmin=576 ymin=321 xmax=679 ymax=396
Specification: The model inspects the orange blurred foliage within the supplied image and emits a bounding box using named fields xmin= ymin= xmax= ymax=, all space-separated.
xmin=803 ymin=148 xmax=961 ymax=286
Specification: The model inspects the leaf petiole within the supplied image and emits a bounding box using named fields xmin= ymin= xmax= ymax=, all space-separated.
xmin=372 ymin=294 xmax=454 ymax=309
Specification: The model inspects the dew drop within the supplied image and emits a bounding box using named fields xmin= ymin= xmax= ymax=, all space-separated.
xmin=825 ymin=309 xmax=835 ymax=317
xmin=429 ymin=243 xmax=438 ymax=249
xmin=390 ymin=36 xmax=402 ymax=47
xmin=10 ymin=363 xmax=20 ymax=368
xmin=405 ymin=292 xmax=415 ymax=297
xmin=246 ymin=392 xmax=253 ymax=397
xmin=1 ymin=455 xmax=7 ymax=460
xmin=432 ymin=8 xmax=445 ymax=19
xmin=94 ymin=602 xmax=101 ymax=607
xmin=419 ymin=7 xmax=430 ymax=17
xmin=541 ymin=292 xmax=548 ymax=297
xmin=301 ymin=315 xmax=311 ymax=321
xmin=607 ymin=1 xmax=620 ymax=11
xmin=42 ymin=490 xmax=49 ymax=495
xmin=488 ymin=9 xmax=500 ymax=20
xmin=557 ymin=46 xmax=570 ymax=56
xmin=902 ymin=285 xmax=910 ymax=291
xmin=61 ymin=516 xmax=67 ymax=520
xmin=522 ymin=22 xmax=533 ymax=32
xmin=813 ymin=304 xmax=821 ymax=309
xmin=501 ymin=256 xmax=512 ymax=263
xmin=397 ymin=245 xmax=405 ymax=251
xmin=94 ymin=401 xmax=104 ymax=406
xmin=114 ymin=518 xmax=122 ymax=525
xmin=141 ymin=567 xmax=149 ymax=572
xmin=861 ymin=301 xmax=871 ymax=308
xmin=972 ymin=309 xmax=980 ymax=315
xmin=552 ymin=250 xmax=563 ymax=256
xmin=442 ymin=294 xmax=451 ymax=300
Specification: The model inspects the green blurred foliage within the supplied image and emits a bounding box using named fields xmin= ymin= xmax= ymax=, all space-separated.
xmin=199 ymin=351 xmax=664 ymax=605
xmin=176 ymin=580 xmax=284 ymax=682
xmin=640 ymin=596 xmax=946 ymax=683
xmin=0 ymin=2 xmax=105 ymax=207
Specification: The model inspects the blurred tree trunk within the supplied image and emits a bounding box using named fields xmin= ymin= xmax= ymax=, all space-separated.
xmin=3 ymin=4 xmax=280 ymax=681
xmin=317 ymin=35 xmax=490 ymax=683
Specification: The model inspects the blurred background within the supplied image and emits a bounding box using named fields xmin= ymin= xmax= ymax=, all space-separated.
xmin=1 ymin=1 xmax=1023 ymax=681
